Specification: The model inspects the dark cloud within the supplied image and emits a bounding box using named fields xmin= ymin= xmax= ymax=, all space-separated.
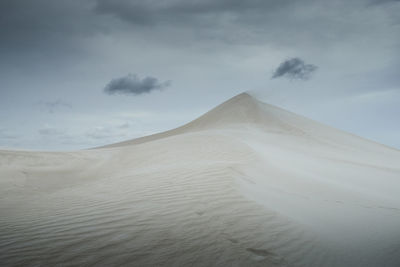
xmin=272 ymin=58 xmax=318 ymax=80
xmin=93 ymin=0 xmax=304 ymax=45
xmin=95 ymin=0 xmax=155 ymax=25
xmin=93 ymin=0 xmax=378 ymax=49
xmin=369 ymin=0 xmax=400 ymax=4
xmin=0 ymin=0 xmax=302 ymax=55
xmin=1 ymin=0 xmax=397 ymax=58
xmin=104 ymin=74 xmax=171 ymax=95
xmin=94 ymin=0 xmax=292 ymax=25
xmin=0 ymin=0 xmax=105 ymax=60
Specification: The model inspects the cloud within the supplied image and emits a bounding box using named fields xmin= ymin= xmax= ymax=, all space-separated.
xmin=93 ymin=0 xmax=305 ymax=45
xmin=369 ymin=0 xmax=400 ymax=5
xmin=86 ymin=126 xmax=114 ymax=140
xmin=86 ymin=125 xmax=129 ymax=140
xmin=1 ymin=0 xmax=398 ymax=59
xmin=118 ymin=123 xmax=130 ymax=129
xmin=272 ymin=58 xmax=318 ymax=80
xmin=0 ymin=129 xmax=18 ymax=139
xmin=38 ymin=125 xmax=65 ymax=136
xmin=39 ymin=99 xmax=72 ymax=113
xmin=94 ymin=0 xmax=291 ymax=25
xmin=104 ymin=74 xmax=171 ymax=95
xmin=0 ymin=1 xmax=103 ymax=57
xmin=94 ymin=0 xmax=393 ymax=47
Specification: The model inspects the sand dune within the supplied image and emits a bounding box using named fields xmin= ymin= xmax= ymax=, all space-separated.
xmin=1 ymin=92 xmax=400 ymax=266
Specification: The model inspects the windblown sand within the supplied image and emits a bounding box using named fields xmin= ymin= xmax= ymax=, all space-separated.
xmin=1 ymin=93 xmax=400 ymax=266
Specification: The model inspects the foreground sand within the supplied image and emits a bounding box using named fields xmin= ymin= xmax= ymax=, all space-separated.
xmin=1 ymin=93 xmax=400 ymax=266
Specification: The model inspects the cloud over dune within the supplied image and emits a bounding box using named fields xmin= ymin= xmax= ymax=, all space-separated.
xmin=272 ymin=58 xmax=317 ymax=80
xmin=104 ymin=74 xmax=171 ymax=95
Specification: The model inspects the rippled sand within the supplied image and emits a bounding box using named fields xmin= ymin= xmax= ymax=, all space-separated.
xmin=1 ymin=93 xmax=400 ymax=266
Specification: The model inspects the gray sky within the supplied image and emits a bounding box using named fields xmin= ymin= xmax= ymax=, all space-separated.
xmin=1 ymin=0 xmax=399 ymax=150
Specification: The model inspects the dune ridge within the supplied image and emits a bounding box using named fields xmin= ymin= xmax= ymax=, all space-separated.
xmin=1 ymin=92 xmax=400 ymax=266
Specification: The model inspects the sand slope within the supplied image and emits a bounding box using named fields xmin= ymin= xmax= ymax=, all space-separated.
xmin=1 ymin=93 xmax=400 ymax=267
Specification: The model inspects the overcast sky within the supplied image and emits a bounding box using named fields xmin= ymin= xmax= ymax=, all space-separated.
xmin=1 ymin=0 xmax=399 ymax=150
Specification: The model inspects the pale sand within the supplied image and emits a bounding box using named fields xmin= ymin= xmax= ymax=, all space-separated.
xmin=1 ymin=93 xmax=400 ymax=266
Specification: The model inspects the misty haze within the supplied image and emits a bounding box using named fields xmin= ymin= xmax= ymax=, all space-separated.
xmin=1 ymin=1 xmax=400 ymax=267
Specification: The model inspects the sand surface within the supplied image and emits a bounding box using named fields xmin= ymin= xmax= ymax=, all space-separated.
xmin=1 ymin=93 xmax=400 ymax=266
